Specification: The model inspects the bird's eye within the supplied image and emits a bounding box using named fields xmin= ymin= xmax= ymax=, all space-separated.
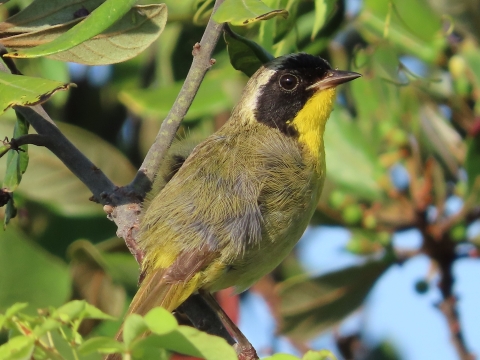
xmin=279 ymin=74 xmax=299 ymax=91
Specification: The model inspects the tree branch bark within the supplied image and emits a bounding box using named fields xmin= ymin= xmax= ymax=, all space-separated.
xmin=130 ymin=0 xmax=225 ymax=194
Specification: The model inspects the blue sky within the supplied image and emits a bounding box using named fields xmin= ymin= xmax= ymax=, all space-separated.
xmin=238 ymin=224 xmax=480 ymax=359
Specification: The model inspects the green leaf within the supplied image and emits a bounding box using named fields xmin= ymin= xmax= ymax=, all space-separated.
xmin=303 ymin=350 xmax=337 ymax=360
xmin=5 ymin=0 xmax=137 ymax=59
xmin=32 ymin=318 xmax=62 ymax=337
xmin=53 ymin=300 xmax=86 ymax=322
xmin=0 ymin=227 xmax=71 ymax=312
xmin=133 ymin=326 xmax=237 ymax=360
xmin=4 ymin=303 xmax=29 ymax=318
xmin=52 ymin=300 xmax=116 ymax=323
xmin=3 ymin=196 xmax=16 ymax=228
xmin=312 ymin=0 xmax=335 ymax=39
xmin=357 ymin=0 xmax=445 ymax=63
xmin=2 ymin=112 xmax=29 ymax=196
xmin=2 ymin=5 xmax=168 ymax=65
xmin=224 ymin=27 xmax=274 ymax=77
xmin=324 ymin=110 xmax=384 ymax=201
xmin=0 ymin=72 xmax=72 ymax=115
xmin=462 ymin=45 xmax=480 ymax=90
xmin=264 ymin=354 xmax=300 ymax=360
xmin=124 ymin=314 xmax=148 ymax=346
xmin=119 ymin=68 xmax=239 ymax=121
xmin=77 ymin=337 xmax=125 ymax=356
xmin=213 ymin=0 xmax=288 ymax=26
xmin=279 ymin=258 xmax=393 ymax=339
xmin=0 ymin=0 xmax=104 ymax=34
xmin=144 ymin=307 xmax=177 ymax=335
xmin=83 ymin=302 xmax=116 ymax=321
xmin=465 ymin=131 xmax=480 ymax=195
xmin=0 ymin=335 xmax=35 ymax=360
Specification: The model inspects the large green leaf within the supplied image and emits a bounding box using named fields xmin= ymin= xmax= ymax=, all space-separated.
xmin=279 ymin=257 xmax=393 ymax=339
xmin=2 ymin=5 xmax=168 ymax=65
xmin=119 ymin=67 xmax=241 ymax=121
xmin=0 ymin=226 xmax=71 ymax=312
xmin=213 ymin=0 xmax=288 ymax=26
xmin=0 ymin=119 xmax=136 ymax=216
xmin=0 ymin=72 xmax=72 ymax=115
xmin=0 ymin=0 xmax=104 ymax=34
xmin=4 ymin=0 xmax=138 ymax=58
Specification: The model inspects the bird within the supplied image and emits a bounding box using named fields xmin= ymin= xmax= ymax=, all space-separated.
xmin=109 ymin=53 xmax=360 ymax=356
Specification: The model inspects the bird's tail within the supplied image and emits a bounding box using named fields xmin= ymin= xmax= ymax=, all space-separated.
xmin=104 ymin=267 xmax=201 ymax=360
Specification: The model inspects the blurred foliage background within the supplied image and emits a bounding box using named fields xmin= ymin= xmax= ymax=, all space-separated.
xmin=0 ymin=0 xmax=479 ymax=359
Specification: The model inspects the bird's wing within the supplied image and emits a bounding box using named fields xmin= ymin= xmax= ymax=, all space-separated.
xmin=138 ymin=132 xmax=265 ymax=268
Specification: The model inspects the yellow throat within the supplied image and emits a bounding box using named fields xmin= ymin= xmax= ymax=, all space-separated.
xmin=290 ymin=87 xmax=336 ymax=159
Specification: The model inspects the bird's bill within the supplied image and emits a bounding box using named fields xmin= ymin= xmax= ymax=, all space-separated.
xmin=307 ymin=70 xmax=362 ymax=91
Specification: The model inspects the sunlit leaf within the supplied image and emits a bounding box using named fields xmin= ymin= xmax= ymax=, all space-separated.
xmin=312 ymin=0 xmax=335 ymax=39
xmin=279 ymin=258 xmax=393 ymax=339
xmin=4 ymin=303 xmax=28 ymax=318
xmin=132 ymin=326 xmax=237 ymax=360
xmin=213 ymin=0 xmax=288 ymax=26
xmin=2 ymin=5 xmax=168 ymax=65
xmin=0 ymin=336 xmax=35 ymax=360
xmin=5 ymin=0 xmax=137 ymax=58
xmin=0 ymin=72 xmax=72 ymax=115
xmin=303 ymin=350 xmax=338 ymax=360
xmin=124 ymin=314 xmax=148 ymax=346
xmin=78 ymin=337 xmax=125 ymax=356
xmin=264 ymin=354 xmax=299 ymax=360
xmin=144 ymin=307 xmax=177 ymax=335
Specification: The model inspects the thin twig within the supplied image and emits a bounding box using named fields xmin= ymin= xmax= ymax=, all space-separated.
xmin=130 ymin=0 xmax=225 ymax=194
xmin=8 ymin=134 xmax=50 ymax=148
xmin=439 ymin=296 xmax=475 ymax=360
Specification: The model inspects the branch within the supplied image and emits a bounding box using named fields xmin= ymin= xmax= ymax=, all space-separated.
xmin=7 ymin=134 xmax=50 ymax=148
xmin=110 ymin=0 xmax=226 ymax=262
xmin=13 ymin=105 xmax=116 ymax=199
xmin=130 ymin=0 xmax=225 ymax=194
